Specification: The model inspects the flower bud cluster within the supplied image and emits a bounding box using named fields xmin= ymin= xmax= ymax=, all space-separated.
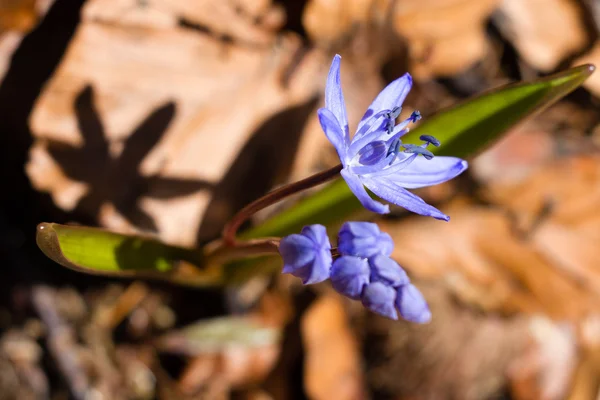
xmin=279 ymin=222 xmax=430 ymax=322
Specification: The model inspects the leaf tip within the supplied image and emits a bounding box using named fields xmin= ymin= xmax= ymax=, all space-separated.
xmin=37 ymin=222 xmax=52 ymax=233
xmin=586 ymin=64 xmax=596 ymax=75
xmin=36 ymin=222 xmax=67 ymax=267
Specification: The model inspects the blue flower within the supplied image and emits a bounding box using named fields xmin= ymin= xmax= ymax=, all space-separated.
xmin=330 ymin=254 xmax=430 ymax=322
xmin=278 ymin=224 xmax=332 ymax=284
xmin=330 ymin=256 xmax=369 ymax=300
xmin=368 ymin=254 xmax=409 ymax=287
xmin=337 ymin=221 xmax=393 ymax=258
xmin=318 ymin=55 xmax=468 ymax=221
xmin=278 ymin=222 xmax=431 ymax=323
xmin=362 ymin=282 xmax=398 ymax=320
xmin=396 ymin=283 xmax=431 ymax=323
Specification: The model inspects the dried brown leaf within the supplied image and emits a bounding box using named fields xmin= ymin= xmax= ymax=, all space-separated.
xmin=301 ymin=295 xmax=366 ymax=400
xmin=0 ymin=0 xmax=53 ymax=85
xmin=26 ymin=0 xmax=324 ymax=245
xmin=302 ymin=0 xmax=499 ymax=78
xmin=394 ymin=0 xmax=500 ymax=78
xmin=83 ymin=0 xmax=283 ymax=45
xmin=508 ymin=317 xmax=577 ymax=400
xmin=495 ymin=0 xmax=588 ymax=71
xmin=472 ymin=126 xmax=556 ymax=185
xmin=383 ymin=155 xmax=600 ymax=321
xmin=0 ymin=0 xmax=47 ymax=33
xmin=366 ymin=284 xmax=529 ymax=400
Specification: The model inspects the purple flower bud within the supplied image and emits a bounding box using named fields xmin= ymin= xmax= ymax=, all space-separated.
xmin=337 ymin=221 xmax=393 ymax=258
xmin=279 ymin=224 xmax=332 ymax=284
xmin=361 ymin=282 xmax=398 ymax=320
xmin=395 ymin=284 xmax=431 ymax=323
xmin=330 ymin=256 xmax=370 ymax=300
xmin=368 ymin=254 xmax=410 ymax=287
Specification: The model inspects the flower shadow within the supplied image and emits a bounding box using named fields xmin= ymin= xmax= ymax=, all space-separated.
xmin=196 ymin=95 xmax=319 ymax=244
xmin=46 ymin=85 xmax=213 ymax=232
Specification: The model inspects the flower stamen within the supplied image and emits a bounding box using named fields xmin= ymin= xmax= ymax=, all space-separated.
xmin=419 ymin=134 xmax=440 ymax=147
xmin=384 ymin=106 xmax=402 ymax=133
xmin=402 ymin=144 xmax=434 ymax=160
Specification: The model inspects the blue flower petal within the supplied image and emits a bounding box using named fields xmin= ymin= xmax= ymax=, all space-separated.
xmin=301 ymin=224 xmax=330 ymax=249
xmin=340 ymin=221 xmax=379 ymax=238
xmin=361 ymin=282 xmax=398 ymax=320
xmin=338 ymin=221 xmax=393 ymax=257
xmin=279 ymin=225 xmax=332 ymax=284
xmin=378 ymin=156 xmax=468 ymax=189
xmin=279 ymin=234 xmax=316 ymax=269
xmin=325 ymin=55 xmax=350 ymax=144
xmin=330 ymin=256 xmax=370 ymax=300
xmin=340 ymin=168 xmax=389 ymax=214
xmin=352 ymin=110 xmax=389 ymax=142
xmin=395 ymin=284 xmax=431 ymax=323
xmin=318 ymin=108 xmax=347 ymax=164
xmin=369 ymin=254 xmax=409 ymax=287
xmin=361 ymin=175 xmax=449 ymax=220
xmin=356 ymin=73 xmax=412 ymax=135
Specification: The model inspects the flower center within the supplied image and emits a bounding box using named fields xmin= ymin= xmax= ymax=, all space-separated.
xmin=357 ymin=141 xmax=387 ymax=166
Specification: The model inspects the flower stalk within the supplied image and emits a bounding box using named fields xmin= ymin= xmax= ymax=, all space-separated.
xmin=221 ymin=163 xmax=343 ymax=246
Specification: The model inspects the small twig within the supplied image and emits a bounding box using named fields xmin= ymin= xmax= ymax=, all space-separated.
xmin=31 ymin=285 xmax=89 ymax=400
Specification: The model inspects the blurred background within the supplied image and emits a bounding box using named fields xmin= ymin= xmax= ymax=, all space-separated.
xmin=2 ymin=0 xmax=600 ymax=399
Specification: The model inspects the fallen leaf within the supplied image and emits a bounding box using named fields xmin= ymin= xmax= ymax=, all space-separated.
xmin=494 ymin=0 xmax=588 ymax=71
xmin=26 ymin=0 xmax=323 ymax=246
xmin=472 ymin=125 xmax=555 ymax=185
xmin=302 ymin=0 xmax=500 ymax=79
xmin=365 ymin=284 xmax=529 ymax=400
xmin=507 ymin=317 xmax=577 ymax=400
xmin=301 ymin=295 xmax=366 ymax=400
xmin=394 ymin=0 xmax=500 ymax=78
xmin=0 ymin=0 xmax=54 ymax=84
xmin=382 ymin=154 xmax=600 ymax=321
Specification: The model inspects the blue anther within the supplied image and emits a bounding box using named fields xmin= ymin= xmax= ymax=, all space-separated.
xmin=384 ymin=107 xmax=402 ymax=134
xmin=403 ymin=144 xmax=434 ymax=160
xmin=386 ymin=121 xmax=395 ymax=134
xmin=384 ymin=106 xmax=402 ymax=120
xmin=386 ymin=139 xmax=401 ymax=157
xmin=409 ymin=111 xmax=421 ymax=123
xmin=419 ymin=134 xmax=440 ymax=147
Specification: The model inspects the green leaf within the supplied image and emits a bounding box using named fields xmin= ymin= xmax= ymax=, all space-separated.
xmin=36 ymin=222 xmax=223 ymax=286
xmin=243 ymin=64 xmax=595 ymax=238
xmin=157 ymin=317 xmax=281 ymax=355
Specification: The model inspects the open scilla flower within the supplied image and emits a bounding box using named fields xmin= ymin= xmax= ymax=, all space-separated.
xmin=279 ymin=222 xmax=431 ymax=323
xmin=318 ymin=55 xmax=468 ymax=220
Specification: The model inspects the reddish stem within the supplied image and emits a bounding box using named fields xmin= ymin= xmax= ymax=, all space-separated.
xmin=222 ymin=163 xmax=343 ymax=245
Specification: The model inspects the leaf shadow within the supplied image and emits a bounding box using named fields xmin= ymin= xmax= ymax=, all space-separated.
xmin=47 ymin=85 xmax=213 ymax=232
xmin=196 ymin=95 xmax=319 ymax=244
